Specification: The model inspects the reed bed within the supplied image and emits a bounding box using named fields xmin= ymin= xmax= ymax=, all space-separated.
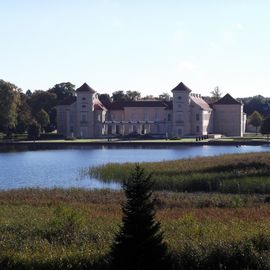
xmin=88 ymin=152 xmax=270 ymax=193
xmin=2 ymin=189 xmax=270 ymax=269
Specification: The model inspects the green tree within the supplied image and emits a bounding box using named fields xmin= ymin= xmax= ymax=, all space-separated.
xmin=210 ymin=86 xmax=222 ymax=103
xmin=112 ymin=90 xmax=126 ymax=102
xmin=126 ymin=90 xmax=141 ymax=101
xmin=36 ymin=109 xmax=50 ymax=132
xmin=98 ymin=93 xmax=111 ymax=103
xmin=27 ymin=90 xmax=57 ymax=115
xmin=15 ymin=92 xmax=32 ymax=133
xmin=245 ymin=95 xmax=267 ymax=115
xmin=27 ymin=90 xmax=57 ymax=130
xmin=28 ymin=120 xmax=41 ymax=140
xmin=248 ymin=110 xmax=263 ymax=135
xmin=261 ymin=117 xmax=270 ymax=142
xmin=159 ymin=92 xmax=170 ymax=101
xmin=0 ymin=79 xmax=21 ymax=136
xmin=110 ymin=165 xmax=170 ymax=270
xmin=48 ymin=82 xmax=75 ymax=103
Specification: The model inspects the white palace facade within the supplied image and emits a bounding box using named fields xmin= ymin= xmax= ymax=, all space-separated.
xmin=56 ymin=82 xmax=246 ymax=138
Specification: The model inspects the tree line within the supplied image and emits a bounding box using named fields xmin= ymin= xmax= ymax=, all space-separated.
xmin=0 ymin=80 xmax=77 ymax=138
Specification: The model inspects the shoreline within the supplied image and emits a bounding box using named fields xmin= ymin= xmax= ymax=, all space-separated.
xmin=0 ymin=139 xmax=269 ymax=147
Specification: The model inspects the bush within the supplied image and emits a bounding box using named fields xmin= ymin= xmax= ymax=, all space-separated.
xmin=65 ymin=136 xmax=77 ymax=140
xmin=27 ymin=121 xmax=41 ymax=140
xmin=39 ymin=133 xmax=64 ymax=140
xmin=43 ymin=205 xmax=87 ymax=245
xmin=169 ymin=136 xmax=182 ymax=140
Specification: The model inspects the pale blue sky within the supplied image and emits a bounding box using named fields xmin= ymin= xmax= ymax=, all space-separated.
xmin=1 ymin=0 xmax=269 ymax=97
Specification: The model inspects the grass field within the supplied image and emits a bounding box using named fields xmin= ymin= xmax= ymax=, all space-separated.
xmin=1 ymin=189 xmax=270 ymax=269
xmin=2 ymin=152 xmax=270 ymax=269
xmin=89 ymin=152 xmax=270 ymax=193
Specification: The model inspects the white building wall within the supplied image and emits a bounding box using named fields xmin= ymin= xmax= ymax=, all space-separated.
xmin=204 ymin=110 xmax=214 ymax=134
xmin=56 ymin=88 xmax=244 ymax=138
xmin=172 ymin=91 xmax=191 ymax=137
xmin=213 ymin=104 xmax=244 ymax=136
xmin=75 ymin=92 xmax=95 ymax=138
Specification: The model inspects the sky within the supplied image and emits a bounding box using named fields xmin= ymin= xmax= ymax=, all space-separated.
xmin=0 ymin=0 xmax=269 ymax=97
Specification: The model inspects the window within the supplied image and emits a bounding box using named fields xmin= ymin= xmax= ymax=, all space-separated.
xmin=144 ymin=111 xmax=148 ymax=121
xmin=82 ymin=105 xmax=86 ymax=108
xmin=196 ymin=126 xmax=200 ymax=132
xmin=178 ymin=96 xmax=182 ymax=100
xmin=177 ymin=112 xmax=183 ymax=122
xmin=196 ymin=113 xmax=200 ymax=121
xmin=70 ymin=114 xmax=74 ymax=123
xmin=168 ymin=114 xmax=172 ymax=121
xmin=142 ymin=124 xmax=145 ymax=134
xmin=81 ymin=114 xmax=87 ymax=122
xmin=82 ymin=97 xmax=86 ymax=101
xmin=155 ymin=112 xmax=160 ymax=121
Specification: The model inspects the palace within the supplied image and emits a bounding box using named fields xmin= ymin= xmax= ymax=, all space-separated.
xmin=56 ymin=82 xmax=246 ymax=138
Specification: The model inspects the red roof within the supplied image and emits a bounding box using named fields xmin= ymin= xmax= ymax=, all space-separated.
xmin=76 ymin=83 xmax=96 ymax=93
xmin=171 ymin=82 xmax=192 ymax=93
xmin=94 ymin=104 xmax=104 ymax=110
xmin=93 ymin=98 xmax=106 ymax=111
xmin=190 ymin=96 xmax=211 ymax=110
xmin=214 ymin=93 xmax=241 ymax=105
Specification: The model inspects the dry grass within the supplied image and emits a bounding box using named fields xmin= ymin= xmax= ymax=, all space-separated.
xmin=2 ymin=189 xmax=270 ymax=269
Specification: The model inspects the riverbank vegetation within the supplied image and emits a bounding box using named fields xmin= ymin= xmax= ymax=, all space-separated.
xmin=1 ymin=189 xmax=270 ymax=269
xmin=89 ymin=152 xmax=270 ymax=194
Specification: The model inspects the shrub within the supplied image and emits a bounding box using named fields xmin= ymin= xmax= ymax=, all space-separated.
xmin=43 ymin=205 xmax=87 ymax=245
xmin=27 ymin=120 xmax=41 ymax=140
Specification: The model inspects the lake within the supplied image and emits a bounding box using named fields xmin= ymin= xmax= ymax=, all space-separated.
xmin=0 ymin=145 xmax=270 ymax=190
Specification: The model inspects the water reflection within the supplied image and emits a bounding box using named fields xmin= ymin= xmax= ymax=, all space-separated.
xmin=0 ymin=145 xmax=269 ymax=190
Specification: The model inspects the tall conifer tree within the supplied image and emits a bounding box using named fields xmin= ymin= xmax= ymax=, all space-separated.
xmin=110 ymin=165 xmax=170 ymax=270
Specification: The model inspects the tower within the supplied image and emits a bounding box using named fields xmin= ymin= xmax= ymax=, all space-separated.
xmin=75 ymin=83 xmax=95 ymax=138
xmin=171 ymin=82 xmax=191 ymax=137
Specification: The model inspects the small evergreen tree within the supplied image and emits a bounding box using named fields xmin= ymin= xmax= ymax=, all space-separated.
xmin=248 ymin=110 xmax=263 ymax=135
xmin=261 ymin=117 xmax=270 ymax=142
xmin=110 ymin=165 xmax=170 ymax=270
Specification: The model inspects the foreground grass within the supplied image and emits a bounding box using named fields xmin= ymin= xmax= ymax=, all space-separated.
xmin=89 ymin=152 xmax=270 ymax=194
xmin=2 ymin=189 xmax=270 ymax=269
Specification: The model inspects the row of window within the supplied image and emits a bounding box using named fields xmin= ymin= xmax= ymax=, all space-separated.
xmin=107 ymin=124 xmax=165 ymax=134
xmin=108 ymin=113 xmax=173 ymax=122
xmin=64 ymin=111 xmax=200 ymax=124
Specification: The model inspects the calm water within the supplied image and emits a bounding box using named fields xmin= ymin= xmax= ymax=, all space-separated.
xmin=0 ymin=145 xmax=270 ymax=190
